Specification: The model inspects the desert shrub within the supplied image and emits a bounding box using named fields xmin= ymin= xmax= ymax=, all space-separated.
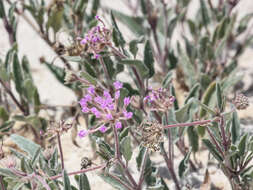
xmin=0 ymin=0 xmax=253 ymax=189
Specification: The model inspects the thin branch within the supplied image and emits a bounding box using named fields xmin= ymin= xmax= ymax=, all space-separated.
xmin=57 ymin=132 xmax=64 ymax=170
xmin=164 ymin=118 xmax=220 ymax=129
xmin=49 ymin=164 xmax=106 ymax=180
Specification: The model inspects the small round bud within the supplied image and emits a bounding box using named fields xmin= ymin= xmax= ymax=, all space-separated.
xmin=233 ymin=93 xmax=249 ymax=110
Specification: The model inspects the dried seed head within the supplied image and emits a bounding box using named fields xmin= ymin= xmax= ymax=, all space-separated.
xmin=233 ymin=93 xmax=249 ymax=110
xmin=0 ymin=156 xmax=16 ymax=168
xmin=138 ymin=121 xmax=164 ymax=152
xmin=144 ymin=87 xmax=175 ymax=112
xmin=80 ymin=157 xmax=92 ymax=169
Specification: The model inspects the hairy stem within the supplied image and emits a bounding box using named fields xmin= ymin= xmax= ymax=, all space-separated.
xmin=164 ymin=118 xmax=219 ymax=129
xmin=160 ymin=143 xmax=181 ymax=190
xmin=113 ymin=125 xmax=137 ymax=187
xmin=57 ymin=132 xmax=64 ymax=170
xmin=0 ymin=176 xmax=5 ymax=190
xmin=50 ymin=164 xmax=106 ymax=180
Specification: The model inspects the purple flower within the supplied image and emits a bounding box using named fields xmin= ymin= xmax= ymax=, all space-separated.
xmin=107 ymin=104 xmax=114 ymax=110
xmin=87 ymin=86 xmax=95 ymax=94
xmin=124 ymin=97 xmax=131 ymax=106
xmin=115 ymin=121 xmax=122 ymax=129
xmin=123 ymin=111 xmax=133 ymax=119
xmin=82 ymin=106 xmax=89 ymax=113
xmin=78 ymin=130 xmax=89 ymax=138
xmin=91 ymin=107 xmax=101 ymax=118
xmin=95 ymin=96 xmax=103 ymax=104
xmin=115 ymin=90 xmax=120 ymax=99
xmin=84 ymin=94 xmax=92 ymax=102
xmin=95 ymin=15 xmax=100 ymax=20
xmin=79 ymin=98 xmax=87 ymax=107
xmin=99 ymin=125 xmax=107 ymax=133
xmin=169 ymin=96 xmax=175 ymax=103
xmin=95 ymin=54 xmax=100 ymax=59
xmin=106 ymin=113 xmax=113 ymax=120
xmin=80 ymin=39 xmax=87 ymax=45
xmin=104 ymin=91 xmax=111 ymax=98
xmin=113 ymin=81 xmax=123 ymax=90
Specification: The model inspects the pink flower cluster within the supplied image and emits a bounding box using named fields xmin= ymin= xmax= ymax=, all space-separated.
xmin=78 ymin=81 xmax=133 ymax=138
xmin=79 ymin=16 xmax=111 ymax=59
xmin=144 ymin=87 xmax=175 ymax=112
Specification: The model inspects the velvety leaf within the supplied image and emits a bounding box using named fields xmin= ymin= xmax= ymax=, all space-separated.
xmin=231 ymin=111 xmax=240 ymax=144
xmin=162 ymin=71 xmax=173 ymax=88
xmin=0 ymin=106 xmax=9 ymax=122
xmin=144 ymin=40 xmax=155 ymax=78
xmin=63 ymin=169 xmax=71 ymax=190
xmin=10 ymin=134 xmax=40 ymax=158
xmin=136 ymin=146 xmax=151 ymax=171
xmin=99 ymin=173 xmax=126 ymax=190
xmin=175 ymin=99 xmax=193 ymax=123
xmin=119 ymin=127 xmax=129 ymax=142
xmin=216 ymin=82 xmax=223 ymax=111
xmin=111 ymin=11 xmax=126 ymax=47
xmin=111 ymin=10 xmax=144 ymax=36
xmin=13 ymin=52 xmax=23 ymax=95
xmin=199 ymin=81 xmax=216 ymax=118
xmin=187 ymin=126 xmax=199 ymax=153
xmin=237 ymin=13 xmax=253 ymax=35
xmin=46 ymin=7 xmax=63 ymax=33
xmin=79 ymin=173 xmax=90 ymax=190
xmin=170 ymin=85 xmax=179 ymax=110
xmin=203 ymin=139 xmax=223 ymax=162
xmin=200 ymin=0 xmax=210 ymax=26
xmin=167 ymin=17 xmax=177 ymax=38
xmin=0 ymin=168 xmax=18 ymax=178
xmin=73 ymin=0 xmax=88 ymax=14
xmin=185 ymin=83 xmax=200 ymax=104
xmin=120 ymin=59 xmax=149 ymax=78
xmin=120 ymin=136 xmax=132 ymax=161
xmin=178 ymin=148 xmax=191 ymax=177
xmin=238 ymin=134 xmax=248 ymax=156
xmin=0 ymin=0 xmax=6 ymax=18
xmin=80 ymin=71 xmax=97 ymax=86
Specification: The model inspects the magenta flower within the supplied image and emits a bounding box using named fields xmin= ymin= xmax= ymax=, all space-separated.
xmin=115 ymin=90 xmax=120 ymax=99
xmin=123 ymin=111 xmax=133 ymax=119
xmin=113 ymin=81 xmax=123 ymax=90
xmin=115 ymin=121 xmax=122 ymax=129
xmin=91 ymin=107 xmax=101 ymax=118
xmin=95 ymin=54 xmax=101 ymax=59
xmin=87 ymin=86 xmax=95 ymax=94
xmin=106 ymin=113 xmax=113 ymax=120
xmin=124 ymin=97 xmax=131 ymax=106
xmin=82 ymin=106 xmax=89 ymax=113
xmin=78 ymin=130 xmax=89 ymax=138
xmin=95 ymin=15 xmax=100 ymax=20
xmin=99 ymin=125 xmax=107 ymax=133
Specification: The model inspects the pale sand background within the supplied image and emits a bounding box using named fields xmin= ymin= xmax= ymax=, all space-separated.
xmin=1 ymin=0 xmax=253 ymax=189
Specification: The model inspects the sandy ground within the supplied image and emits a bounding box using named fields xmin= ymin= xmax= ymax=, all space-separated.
xmin=1 ymin=0 xmax=253 ymax=189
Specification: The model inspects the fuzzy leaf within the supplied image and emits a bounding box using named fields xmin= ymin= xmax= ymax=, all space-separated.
xmin=216 ymin=82 xmax=223 ymax=111
xmin=63 ymin=170 xmax=71 ymax=190
xmin=10 ymin=134 xmax=40 ymax=158
xmin=13 ymin=52 xmax=23 ymax=95
xmin=144 ymin=40 xmax=154 ymax=78
xmin=238 ymin=134 xmax=248 ymax=156
xmin=111 ymin=11 xmax=126 ymax=47
xmin=185 ymin=83 xmax=200 ymax=104
xmin=175 ymin=99 xmax=193 ymax=123
xmin=203 ymin=139 xmax=223 ymax=162
xmin=187 ymin=126 xmax=199 ymax=153
xmin=120 ymin=59 xmax=149 ymax=78
xmin=120 ymin=136 xmax=132 ymax=161
xmin=0 ymin=106 xmax=9 ymax=122
xmin=99 ymin=173 xmax=126 ymax=190
xmin=78 ymin=173 xmax=90 ymax=190
xmin=178 ymin=148 xmax=191 ymax=177
xmin=231 ymin=111 xmax=240 ymax=144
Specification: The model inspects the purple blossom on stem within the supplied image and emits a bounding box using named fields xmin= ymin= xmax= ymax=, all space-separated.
xmin=99 ymin=125 xmax=107 ymax=133
xmin=91 ymin=107 xmax=101 ymax=118
xmin=123 ymin=111 xmax=133 ymax=119
xmin=95 ymin=54 xmax=101 ymax=59
xmin=95 ymin=15 xmax=100 ymax=20
xmin=113 ymin=81 xmax=123 ymax=90
xmin=124 ymin=97 xmax=131 ymax=106
xmin=82 ymin=106 xmax=89 ymax=113
xmin=115 ymin=121 xmax=122 ymax=129
xmin=106 ymin=113 xmax=113 ymax=120
xmin=115 ymin=90 xmax=120 ymax=99
xmin=87 ymin=86 xmax=95 ymax=94
xmin=78 ymin=130 xmax=89 ymax=138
